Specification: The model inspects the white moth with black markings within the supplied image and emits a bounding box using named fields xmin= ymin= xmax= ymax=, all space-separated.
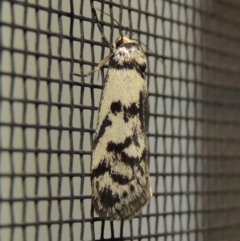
xmin=79 ymin=7 xmax=152 ymax=220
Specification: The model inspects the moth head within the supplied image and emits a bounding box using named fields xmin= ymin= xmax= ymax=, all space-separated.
xmin=115 ymin=36 xmax=137 ymax=48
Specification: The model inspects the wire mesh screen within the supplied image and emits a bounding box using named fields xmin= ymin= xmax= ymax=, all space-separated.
xmin=1 ymin=0 xmax=240 ymax=240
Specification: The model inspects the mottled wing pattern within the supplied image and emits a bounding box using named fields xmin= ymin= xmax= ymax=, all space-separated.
xmin=91 ymin=39 xmax=152 ymax=220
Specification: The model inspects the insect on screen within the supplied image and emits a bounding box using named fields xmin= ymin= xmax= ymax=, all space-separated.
xmin=1 ymin=0 xmax=240 ymax=241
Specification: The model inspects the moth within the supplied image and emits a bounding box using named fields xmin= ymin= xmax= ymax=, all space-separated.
xmin=78 ymin=7 xmax=152 ymax=220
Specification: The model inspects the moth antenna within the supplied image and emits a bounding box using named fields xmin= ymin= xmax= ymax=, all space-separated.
xmin=91 ymin=7 xmax=113 ymax=51
xmin=119 ymin=5 xmax=124 ymax=40
xmin=73 ymin=7 xmax=115 ymax=78
xmin=73 ymin=54 xmax=113 ymax=78
xmin=95 ymin=7 xmax=124 ymax=41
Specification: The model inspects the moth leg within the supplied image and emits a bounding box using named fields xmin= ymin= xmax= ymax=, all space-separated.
xmin=73 ymin=54 xmax=113 ymax=78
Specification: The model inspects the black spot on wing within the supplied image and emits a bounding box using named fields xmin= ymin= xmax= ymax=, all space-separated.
xmin=99 ymin=188 xmax=120 ymax=208
xmin=132 ymin=128 xmax=140 ymax=147
xmin=123 ymin=103 xmax=139 ymax=122
xmin=106 ymin=136 xmax=143 ymax=168
xmin=94 ymin=116 xmax=112 ymax=145
xmin=123 ymin=191 xmax=128 ymax=198
xmin=92 ymin=161 xmax=110 ymax=179
xmin=121 ymin=152 xmax=140 ymax=168
xmin=142 ymin=149 xmax=147 ymax=161
xmin=96 ymin=181 xmax=99 ymax=190
xmin=111 ymin=101 xmax=122 ymax=115
xmin=110 ymin=172 xmax=132 ymax=185
xmin=107 ymin=137 xmax=132 ymax=153
xmin=128 ymin=103 xmax=139 ymax=116
xmin=138 ymin=165 xmax=145 ymax=176
xmin=122 ymin=91 xmax=146 ymax=123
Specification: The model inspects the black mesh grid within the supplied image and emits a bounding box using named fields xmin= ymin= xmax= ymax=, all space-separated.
xmin=1 ymin=0 xmax=240 ymax=240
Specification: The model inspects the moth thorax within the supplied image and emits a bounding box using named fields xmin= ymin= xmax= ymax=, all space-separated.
xmin=115 ymin=36 xmax=136 ymax=48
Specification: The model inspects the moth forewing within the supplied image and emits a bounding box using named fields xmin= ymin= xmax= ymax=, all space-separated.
xmin=88 ymin=7 xmax=151 ymax=221
xmin=91 ymin=35 xmax=152 ymax=220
